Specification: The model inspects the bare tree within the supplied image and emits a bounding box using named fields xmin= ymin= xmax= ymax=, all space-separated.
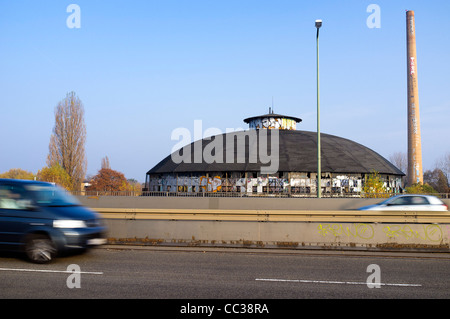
xmin=424 ymin=168 xmax=449 ymax=193
xmin=47 ymin=92 xmax=87 ymax=191
xmin=435 ymin=152 xmax=450 ymax=185
xmin=389 ymin=151 xmax=407 ymax=186
xmin=389 ymin=152 xmax=407 ymax=173
xmin=101 ymin=156 xmax=111 ymax=170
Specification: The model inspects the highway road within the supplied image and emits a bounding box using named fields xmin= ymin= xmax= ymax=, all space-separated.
xmin=1 ymin=246 xmax=449 ymax=312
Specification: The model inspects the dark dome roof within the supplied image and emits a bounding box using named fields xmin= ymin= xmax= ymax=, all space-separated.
xmin=147 ymin=130 xmax=404 ymax=176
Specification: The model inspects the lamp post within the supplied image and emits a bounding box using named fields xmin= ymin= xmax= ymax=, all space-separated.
xmin=315 ymin=19 xmax=322 ymax=198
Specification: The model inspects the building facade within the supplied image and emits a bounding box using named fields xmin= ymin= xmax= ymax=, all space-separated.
xmin=145 ymin=112 xmax=404 ymax=196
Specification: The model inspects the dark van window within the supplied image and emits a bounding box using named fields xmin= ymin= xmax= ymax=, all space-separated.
xmin=24 ymin=184 xmax=80 ymax=207
xmin=0 ymin=185 xmax=30 ymax=210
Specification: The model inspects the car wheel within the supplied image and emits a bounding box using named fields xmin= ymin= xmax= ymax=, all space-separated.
xmin=25 ymin=234 xmax=56 ymax=264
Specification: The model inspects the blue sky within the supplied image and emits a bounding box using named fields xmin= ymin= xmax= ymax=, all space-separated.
xmin=1 ymin=0 xmax=449 ymax=182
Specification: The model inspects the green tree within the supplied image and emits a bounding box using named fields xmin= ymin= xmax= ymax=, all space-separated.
xmin=37 ymin=164 xmax=73 ymax=190
xmin=0 ymin=168 xmax=35 ymax=180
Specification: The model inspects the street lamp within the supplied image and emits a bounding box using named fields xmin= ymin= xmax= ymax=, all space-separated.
xmin=315 ymin=19 xmax=322 ymax=198
xmin=315 ymin=19 xmax=322 ymax=29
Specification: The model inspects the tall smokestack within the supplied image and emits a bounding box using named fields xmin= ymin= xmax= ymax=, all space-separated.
xmin=406 ymin=10 xmax=423 ymax=186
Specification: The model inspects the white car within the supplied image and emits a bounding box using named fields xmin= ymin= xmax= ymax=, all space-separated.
xmin=358 ymin=194 xmax=448 ymax=211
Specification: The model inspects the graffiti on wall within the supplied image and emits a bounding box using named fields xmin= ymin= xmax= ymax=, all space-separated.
xmin=248 ymin=117 xmax=297 ymax=130
xmin=317 ymin=223 xmax=446 ymax=243
xmin=383 ymin=224 xmax=443 ymax=242
xmin=317 ymin=223 xmax=375 ymax=240
xmin=199 ymin=176 xmax=222 ymax=193
xmin=148 ymin=173 xmax=402 ymax=194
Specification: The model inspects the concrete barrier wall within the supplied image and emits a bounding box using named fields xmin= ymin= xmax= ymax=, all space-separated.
xmin=77 ymin=196 xmax=450 ymax=252
xmin=77 ymin=196 xmax=398 ymax=211
xmin=104 ymin=218 xmax=450 ymax=251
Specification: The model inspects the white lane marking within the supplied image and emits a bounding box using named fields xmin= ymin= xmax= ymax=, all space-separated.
xmin=0 ymin=267 xmax=103 ymax=275
xmin=255 ymin=278 xmax=422 ymax=287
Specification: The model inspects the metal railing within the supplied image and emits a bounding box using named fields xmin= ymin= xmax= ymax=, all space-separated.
xmin=72 ymin=190 xmax=450 ymax=199
xmin=95 ymin=207 xmax=450 ymax=223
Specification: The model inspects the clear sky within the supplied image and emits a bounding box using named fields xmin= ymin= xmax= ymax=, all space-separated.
xmin=1 ymin=0 xmax=449 ymax=182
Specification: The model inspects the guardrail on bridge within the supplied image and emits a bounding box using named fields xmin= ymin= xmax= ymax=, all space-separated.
xmin=96 ymin=208 xmax=450 ymax=252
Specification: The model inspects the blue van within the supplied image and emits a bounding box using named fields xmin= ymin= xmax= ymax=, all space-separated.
xmin=0 ymin=179 xmax=107 ymax=263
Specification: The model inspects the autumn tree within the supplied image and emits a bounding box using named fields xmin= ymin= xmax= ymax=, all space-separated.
xmin=37 ymin=164 xmax=72 ymax=190
xmin=0 ymin=168 xmax=35 ymax=180
xmin=47 ymin=92 xmax=87 ymax=191
xmin=123 ymin=178 xmax=143 ymax=195
xmin=363 ymin=170 xmax=389 ymax=198
xmin=88 ymin=168 xmax=129 ymax=192
xmin=405 ymin=183 xmax=437 ymax=194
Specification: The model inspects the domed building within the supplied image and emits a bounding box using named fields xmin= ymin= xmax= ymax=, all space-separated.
xmin=145 ymin=111 xmax=404 ymax=196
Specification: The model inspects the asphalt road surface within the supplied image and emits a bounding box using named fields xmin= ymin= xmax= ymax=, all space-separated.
xmin=1 ymin=246 xmax=450 ymax=310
